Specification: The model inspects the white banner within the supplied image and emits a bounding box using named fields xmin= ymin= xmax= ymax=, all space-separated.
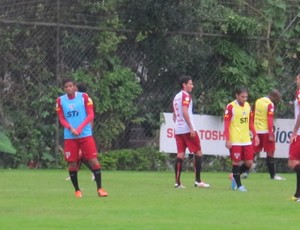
xmin=159 ymin=113 xmax=294 ymax=158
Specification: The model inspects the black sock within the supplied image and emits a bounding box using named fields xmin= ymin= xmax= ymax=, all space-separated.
xmin=266 ymin=156 xmax=275 ymax=179
xmin=294 ymin=165 xmax=300 ymax=197
xmin=69 ymin=171 xmax=80 ymax=191
xmin=92 ymin=168 xmax=102 ymax=189
xmin=233 ymin=165 xmax=242 ymax=187
xmin=194 ymin=156 xmax=202 ymax=182
xmin=239 ymin=164 xmax=249 ymax=175
xmin=175 ymin=158 xmax=183 ymax=185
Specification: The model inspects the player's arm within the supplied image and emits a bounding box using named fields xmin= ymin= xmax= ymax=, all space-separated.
xmin=56 ymin=98 xmax=71 ymax=129
xmin=182 ymin=105 xmax=195 ymax=137
xmin=76 ymin=93 xmax=95 ymax=134
xmin=249 ymin=110 xmax=259 ymax=146
xmin=224 ymin=104 xmax=232 ymax=149
xmin=267 ymin=103 xmax=275 ymax=141
xmin=291 ymin=97 xmax=300 ymax=142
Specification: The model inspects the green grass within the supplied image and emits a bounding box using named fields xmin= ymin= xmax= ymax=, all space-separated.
xmin=0 ymin=170 xmax=299 ymax=230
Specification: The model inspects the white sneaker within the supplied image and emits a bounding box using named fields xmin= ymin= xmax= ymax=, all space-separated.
xmin=238 ymin=185 xmax=247 ymax=192
xmin=194 ymin=181 xmax=210 ymax=188
xmin=273 ymin=175 xmax=286 ymax=181
xmin=175 ymin=183 xmax=186 ymax=189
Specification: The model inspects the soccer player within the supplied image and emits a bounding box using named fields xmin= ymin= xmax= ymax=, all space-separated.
xmin=244 ymin=89 xmax=285 ymax=180
xmin=288 ymin=74 xmax=300 ymax=201
xmin=173 ymin=75 xmax=210 ymax=189
xmin=56 ymin=79 xmax=107 ymax=198
xmin=64 ymin=82 xmax=95 ymax=181
xmin=224 ymin=87 xmax=259 ymax=192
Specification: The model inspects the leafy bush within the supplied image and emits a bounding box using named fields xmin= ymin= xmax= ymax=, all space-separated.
xmin=100 ymin=147 xmax=168 ymax=171
xmin=100 ymin=148 xmax=233 ymax=172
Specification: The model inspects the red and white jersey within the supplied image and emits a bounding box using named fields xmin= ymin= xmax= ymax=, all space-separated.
xmin=295 ymin=90 xmax=300 ymax=135
xmin=173 ymin=90 xmax=195 ymax=134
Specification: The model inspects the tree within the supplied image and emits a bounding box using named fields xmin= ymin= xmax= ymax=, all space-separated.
xmin=62 ymin=0 xmax=143 ymax=149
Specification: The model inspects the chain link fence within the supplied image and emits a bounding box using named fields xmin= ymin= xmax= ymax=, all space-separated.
xmin=0 ymin=0 xmax=299 ymax=169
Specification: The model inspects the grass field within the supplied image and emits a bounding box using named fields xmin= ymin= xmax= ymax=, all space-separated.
xmin=0 ymin=169 xmax=299 ymax=230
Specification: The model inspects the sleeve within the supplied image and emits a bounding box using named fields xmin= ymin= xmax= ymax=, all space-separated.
xmin=56 ymin=97 xmax=71 ymax=129
xmin=267 ymin=103 xmax=274 ymax=134
xmin=76 ymin=93 xmax=95 ymax=133
xmin=224 ymin=104 xmax=233 ymax=141
xmin=182 ymin=93 xmax=191 ymax=108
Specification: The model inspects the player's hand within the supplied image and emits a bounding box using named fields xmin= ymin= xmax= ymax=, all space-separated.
xmin=268 ymin=133 xmax=274 ymax=142
xmin=74 ymin=129 xmax=80 ymax=136
xmin=70 ymin=127 xmax=79 ymax=136
xmin=225 ymin=140 xmax=231 ymax=149
xmin=190 ymin=130 xmax=195 ymax=138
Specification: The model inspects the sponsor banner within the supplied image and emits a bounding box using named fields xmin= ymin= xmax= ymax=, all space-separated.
xmin=159 ymin=113 xmax=293 ymax=158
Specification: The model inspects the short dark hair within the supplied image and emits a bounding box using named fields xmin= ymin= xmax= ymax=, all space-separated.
xmin=179 ymin=75 xmax=192 ymax=89
xmin=77 ymin=82 xmax=87 ymax=93
xmin=269 ymin=89 xmax=280 ymax=97
xmin=62 ymin=78 xmax=75 ymax=86
xmin=235 ymin=86 xmax=248 ymax=95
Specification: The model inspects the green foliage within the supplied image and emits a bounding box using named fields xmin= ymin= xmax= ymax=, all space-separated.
xmin=202 ymin=155 xmax=232 ymax=172
xmin=101 ymin=147 xmax=168 ymax=171
xmin=217 ymin=40 xmax=257 ymax=73
xmin=201 ymin=37 xmax=261 ymax=115
xmin=0 ymin=131 xmax=16 ymax=154
xmin=201 ymin=89 xmax=232 ymax=115
xmin=72 ymin=58 xmax=142 ymax=148
xmin=220 ymin=11 xmax=259 ymax=35
xmin=0 ymin=23 xmax=59 ymax=168
xmin=1 ymin=0 xmax=300 ymax=169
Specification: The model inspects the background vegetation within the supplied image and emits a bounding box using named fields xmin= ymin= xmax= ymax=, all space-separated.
xmin=0 ymin=0 xmax=300 ymax=169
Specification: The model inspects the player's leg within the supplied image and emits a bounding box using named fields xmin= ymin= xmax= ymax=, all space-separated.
xmin=241 ymin=153 xmax=257 ymax=179
xmin=242 ymin=135 xmax=262 ymax=179
xmin=230 ymin=146 xmax=242 ymax=190
xmin=80 ymin=151 xmax=95 ymax=180
xmin=174 ymin=134 xmax=186 ymax=188
xmin=239 ymin=145 xmax=253 ymax=190
xmin=193 ymin=151 xmax=210 ymax=188
xmin=86 ymin=157 xmax=107 ymax=196
xmin=230 ymin=146 xmax=250 ymax=191
xmin=288 ymin=159 xmax=300 ymax=200
xmin=194 ymin=152 xmax=202 ymax=183
xmin=187 ymin=132 xmax=210 ymax=188
xmin=80 ymin=136 xmax=108 ymax=197
xmin=260 ymin=133 xmax=277 ymax=179
xmin=82 ymin=160 xmax=93 ymax=170
xmin=265 ymin=137 xmax=285 ymax=180
xmin=82 ymin=160 xmax=95 ymax=181
xmin=288 ymin=137 xmax=300 ymax=200
xmin=64 ymin=139 xmax=81 ymax=197
xmin=68 ymin=161 xmax=82 ymax=197
xmin=266 ymin=153 xmax=276 ymax=179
